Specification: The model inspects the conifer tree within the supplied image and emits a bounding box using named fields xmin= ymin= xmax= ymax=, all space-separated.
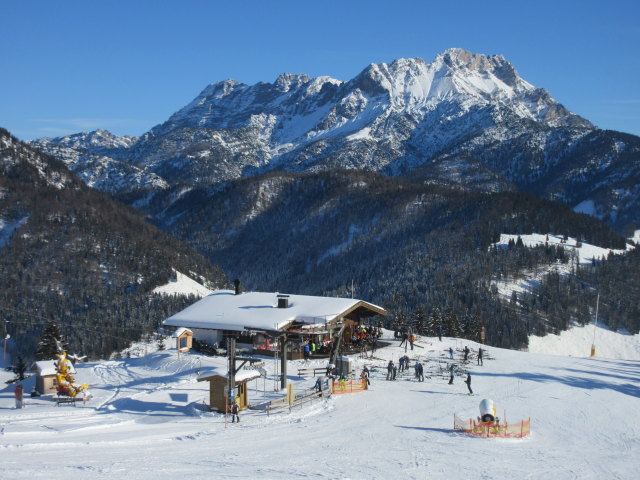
xmin=444 ymin=308 xmax=463 ymax=338
xmin=465 ymin=314 xmax=483 ymax=343
xmin=36 ymin=320 xmax=68 ymax=360
xmin=412 ymin=305 xmax=427 ymax=335
xmin=428 ymin=307 xmax=443 ymax=337
xmin=12 ymin=356 xmax=27 ymax=382
xmin=156 ymin=333 xmax=165 ymax=351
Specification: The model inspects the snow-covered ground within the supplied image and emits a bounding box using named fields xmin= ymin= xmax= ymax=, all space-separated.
xmin=152 ymin=270 xmax=212 ymax=297
xmin=528 ymin=323 xmax=640 ymax=360
xmin=491 ymin=233 xmax=633 ymax=300
xmin=1 ymin=330 xmax=638 ymax=479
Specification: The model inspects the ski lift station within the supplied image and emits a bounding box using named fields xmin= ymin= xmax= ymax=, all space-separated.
xmin=162 ymin=286 xmax=387 ymax=358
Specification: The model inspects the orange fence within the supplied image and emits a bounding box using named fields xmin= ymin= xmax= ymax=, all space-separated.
xmin=331 ymin=378 xmax=368 ymax=394
xmin=454 ymin=414 xmax=530 ymax=438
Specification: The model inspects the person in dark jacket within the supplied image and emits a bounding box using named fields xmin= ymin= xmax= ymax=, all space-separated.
xmin=465 ymin=373 xmax=473 ymax=394
xmin=477 ymin=347 xmax=483 ymax=366
xmin=231 ymin=401 xmax=240 ymax=423
xmin=448 ymin=364 xmax=455 ymax=384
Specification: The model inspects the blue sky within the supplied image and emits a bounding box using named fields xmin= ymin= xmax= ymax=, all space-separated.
xmin=2 ymin=0 xmax=639 ymax=140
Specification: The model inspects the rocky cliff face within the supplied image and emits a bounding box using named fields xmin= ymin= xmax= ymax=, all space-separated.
xmin=31 ymin=49 xmax=639 ymax=232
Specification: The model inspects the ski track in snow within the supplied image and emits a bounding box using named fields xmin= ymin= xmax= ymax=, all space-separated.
xmin=0 ymin=333 xmax=638 ymax=479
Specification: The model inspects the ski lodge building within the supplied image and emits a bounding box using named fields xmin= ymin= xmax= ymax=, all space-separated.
xmin=163 ymin=288 xmax=387 ymax=358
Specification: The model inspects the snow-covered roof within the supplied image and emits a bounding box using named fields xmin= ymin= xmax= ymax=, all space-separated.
xmin=163 ymin=290 xmax=386 ymax=333
xmin=171 ymin=327 xmax=193 ymax=338
xmin=197 ymin=368 xmax=262 ymax=383
xmin=31 ymin=360 xmax=75 ymax=376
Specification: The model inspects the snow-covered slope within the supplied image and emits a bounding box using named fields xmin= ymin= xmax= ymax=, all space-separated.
xmin=152 ymin=270 xmax=212 ymax=297
xmin=529 ymin=323 xmax=640 ymax=359
xmin=491 ymin=233 xmax=633 ymax=301
xmin=1 ymin=330 xmax=638 ymax=479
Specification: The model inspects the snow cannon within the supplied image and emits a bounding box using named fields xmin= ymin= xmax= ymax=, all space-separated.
xmin=479 ymin=399 xmax=497 ymax=423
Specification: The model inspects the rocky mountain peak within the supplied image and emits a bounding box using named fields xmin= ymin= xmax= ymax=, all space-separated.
xmin=196 ymin=79 xmax=242 ymax=102
xmin=274 ymin=73 xmax=312 ymax=92
xmin=38 ymin=129 xmax=138 ymax=150
xmin=437 ymin=48 xmax=520 ymax=87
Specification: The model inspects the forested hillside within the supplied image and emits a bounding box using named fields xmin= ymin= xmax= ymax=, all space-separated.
xmin=516 ymin=243 xmax=640 ymax=336
xmin=124 ymin=169 xmax=632 ymax=349
xmin=0 ymin=128 xmax=228 ymax=360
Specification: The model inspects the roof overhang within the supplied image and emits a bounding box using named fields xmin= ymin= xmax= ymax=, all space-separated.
xmin=163 ymin=290 xmax=387 ymax=334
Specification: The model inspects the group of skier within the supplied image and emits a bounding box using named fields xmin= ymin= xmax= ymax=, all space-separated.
xmin=382 ymin=341 xmax=486 ymax=395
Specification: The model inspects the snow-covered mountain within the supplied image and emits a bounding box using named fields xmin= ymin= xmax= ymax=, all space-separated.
xmin=31 ymin=129 xmax=167 ymax=193
xmin=31 ymin=49 xmax=640 ymax=230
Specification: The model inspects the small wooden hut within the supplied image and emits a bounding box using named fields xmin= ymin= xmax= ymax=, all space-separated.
xmin=197 ymin=369 xmax=261 ymax=412
xmin=31 ymin=360 xmax=75 ymax=394
xmin=171 ymin=327 xmax=193 ymax=353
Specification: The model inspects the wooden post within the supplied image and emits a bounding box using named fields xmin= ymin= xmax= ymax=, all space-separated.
xmin=228 ymin=337 xmax=236 ymax=400
xmin=280 ymin=337 xmax=287 ymax=390
xmin=224 ymin=393 xmax=228 ymax=429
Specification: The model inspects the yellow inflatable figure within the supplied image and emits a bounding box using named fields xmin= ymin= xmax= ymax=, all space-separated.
xmin=55 ymin=351 xmax=89 ymax=398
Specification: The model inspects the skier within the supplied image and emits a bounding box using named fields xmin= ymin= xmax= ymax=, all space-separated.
xmin=449 ymin=347 xmax=454 ymax=359
xmin=231 ymin=401 xmax=240 ymax=423
xmin=463 ymin=346 xmax=470 ymax=362
xmin=399 ymin=331 xmax=408 ymax=348
xmin=386 ymin=360 xmax=394 ymax=380
xmin=448 ymin=364 xmax=455 ymax=385
xmin=399 ymin=356 xmax=405 ymax=372
xmin=465 ymin=373 xmax=473 ymax=395
xmin=360 ymin=368 xmax=370 ymax=386
xmin=326 ymin=363 xmax=335 ymax=377
xmin=314 ymin=377 xmax=323 ymax=393
xmin=477 ymin=347 xmax=483 ymax=366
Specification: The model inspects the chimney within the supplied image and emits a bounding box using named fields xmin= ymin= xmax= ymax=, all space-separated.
xmin=234 ymin=279 xmax=241 ymax=295
xmin=277 ymin=294 xmax=289 ymax=308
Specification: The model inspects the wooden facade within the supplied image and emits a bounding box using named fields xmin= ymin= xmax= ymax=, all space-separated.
xmin=172 ymin=327 xmax=194 ymax=353
xmin=197 ymin=373 xmax=259 ymax=413
xmin=36 ymin=373 xmax=57 ymax=394
xmin=31 ymin=360 xmax=76 ymax=395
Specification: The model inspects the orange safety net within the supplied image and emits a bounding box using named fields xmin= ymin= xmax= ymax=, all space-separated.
xmin=454 ymin=414 xmax=530 ymax=438
xmin=331 ymin=378 xmax=369 ymax=394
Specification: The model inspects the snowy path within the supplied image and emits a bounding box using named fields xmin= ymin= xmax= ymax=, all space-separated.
xmin=0 ymin=339 xmax=639 ymax=479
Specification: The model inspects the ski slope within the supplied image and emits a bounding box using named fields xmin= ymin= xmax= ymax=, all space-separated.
xmin=1 ymin=331 xmax=638 ymax=479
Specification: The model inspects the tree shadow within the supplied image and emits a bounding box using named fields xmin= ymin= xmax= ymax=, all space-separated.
xmin=471 ymin=366 xmax=640 ymax=398
xmin=395 ymin=425 xmax=458 ymax=434
xmin=98 ymin=398 xmax=193 ymax=419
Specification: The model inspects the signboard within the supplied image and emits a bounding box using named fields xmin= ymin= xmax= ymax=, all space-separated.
xmin=245 ymin=362 xmax=265 ymax=370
